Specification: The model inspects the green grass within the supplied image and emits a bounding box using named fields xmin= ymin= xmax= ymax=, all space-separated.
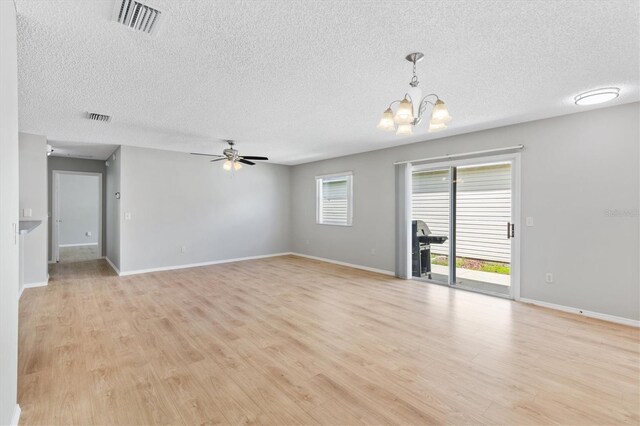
xmin=431 ymin=256 xmax=510 ymax=275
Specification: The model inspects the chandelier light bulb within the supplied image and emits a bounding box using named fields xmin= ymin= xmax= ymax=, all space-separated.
xmin=428 ymin=121 xmax=447 ymax=133
xmin=394 ymin=98 xmax=414 ymax=125
xmin=233 ymin=161 xmax=242 ymax=171
xmin=430 ymin=99 xmax=452 ymax=125
xmin=377 ymin=108 xmax=396 ymax=131
xmin=396 ymin=124 xmax=413 ymax=136
xmin=223 ymin=160 xmax=233 ymax=171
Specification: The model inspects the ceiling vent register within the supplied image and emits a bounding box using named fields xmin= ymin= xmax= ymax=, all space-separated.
xmin=112 ymin=0 xmax=162 ymax=35
xmin=87 ymin=112 xmax=112 ymax=122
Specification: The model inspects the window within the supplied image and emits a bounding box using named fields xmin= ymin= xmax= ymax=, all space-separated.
xmin=316 ymin=172 xmax=353 ymax=226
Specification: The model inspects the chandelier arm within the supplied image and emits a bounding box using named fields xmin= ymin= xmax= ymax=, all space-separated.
xmin=416 ymin=94 xmax=441 ymax=120
xmin=417 ymin=99 xmax=434 ymax=120
xmin=387 ymin=99 xmax=403 ymax=110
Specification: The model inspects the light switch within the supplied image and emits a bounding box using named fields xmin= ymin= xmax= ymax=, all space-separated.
xmin=23 ymin=208 xmax=32 ymax=218
xmin=526 ymin=217 xmax=534 ymax=226
xmin=124 ymin=212 xmax=131 ymax=220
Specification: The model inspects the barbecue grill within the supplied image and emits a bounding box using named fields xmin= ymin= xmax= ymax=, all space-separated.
xmin=411 ymin=220 xmax=448 ymax=278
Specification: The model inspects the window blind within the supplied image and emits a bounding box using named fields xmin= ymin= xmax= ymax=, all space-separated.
xmin=316 ymin=173 xmax=352 ymax=226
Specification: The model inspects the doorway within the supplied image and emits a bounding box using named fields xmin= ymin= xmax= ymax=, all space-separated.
xmin=52 ymin=171 xmax=102 ymax=263
xmin=410 ymin=154 xmax=520 ymax=299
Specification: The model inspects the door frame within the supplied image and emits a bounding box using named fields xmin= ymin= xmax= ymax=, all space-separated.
xmin=52 ymin=170 xmax=103 ymax=262
xmin=409 ymin=152 xmax=521 ymax=300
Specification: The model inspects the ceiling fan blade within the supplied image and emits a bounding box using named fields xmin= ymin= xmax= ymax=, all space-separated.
xmin=238 ymin=159 xmax=256 ymax=166
xmin=240 ymin=156 xmax=269 ymax=161
xmin=191 ymin=152 xmax=224 ymax=157
xmin=210 ymin=158 xmax=227 ymax=162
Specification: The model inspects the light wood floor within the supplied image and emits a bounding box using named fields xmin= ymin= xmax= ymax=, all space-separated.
xmin=19 ymin=256 xmax=639 ymax=425
xmin=58 ymin=245 xmax=99 ymax=263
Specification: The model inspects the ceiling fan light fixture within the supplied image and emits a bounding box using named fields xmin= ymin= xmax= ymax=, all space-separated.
xmin=430 ymin=99 xmax=452 ymax=125
xmin=192 ymin=140 xmax=268 ymax=170
xmin=377 ymin=108 xmax=396 ymax=131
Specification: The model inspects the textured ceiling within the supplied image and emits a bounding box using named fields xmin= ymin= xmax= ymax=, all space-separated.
xmin=16 ymin=0 xmax=640 ymax=165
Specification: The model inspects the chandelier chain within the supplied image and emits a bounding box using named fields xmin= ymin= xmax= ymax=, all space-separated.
xmin=410 ymin=60 xmax=419 ymax=87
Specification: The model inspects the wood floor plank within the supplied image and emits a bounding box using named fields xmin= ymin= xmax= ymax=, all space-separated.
xmin=17 ymin=255 xmax=640 ymax=425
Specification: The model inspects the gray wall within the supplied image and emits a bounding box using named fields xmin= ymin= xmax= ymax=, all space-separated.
xmin=47 ymin=157 xmax=107 ymax=260
xmin=106 ymin=147 xmax=121 ymax=270
xmin=19 ymin=133 xmax=48 ymax=285
xmin=57 ymin=174 xmax=100 ymax=246
xmin=119 ymin=145 xmax=291 ymax=273
xmin=0 ymin=1 xmax=20 ymax=424
xmin=291 ymin=102 xmax=640 ymax=321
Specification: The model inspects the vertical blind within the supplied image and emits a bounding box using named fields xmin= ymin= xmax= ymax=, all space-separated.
xmin=412 ymin=163 xmax=512 ymax=263
xmin=316 ymin=174 xmax=352 ymax=226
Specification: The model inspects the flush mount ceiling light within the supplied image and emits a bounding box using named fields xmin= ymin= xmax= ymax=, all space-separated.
xmin=574 ymin=87 xmax=620 ymax=106
xmin=377 ymin=52 xmax=452 ymax=136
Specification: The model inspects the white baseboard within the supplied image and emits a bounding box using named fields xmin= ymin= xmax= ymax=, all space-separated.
xmin=518 ymin=297 xmax=639 ymax=328
xmin=104 ymin=257 xmax=121 ymax=275
xmin=11 ymin=404 xmax=20 ymax=426
xmin=113 ymin=252 xmax=292 ymax=276
xmin=59 ymin=242 xmax=98 ymax=247
xmin=290 ymin=252 xmax=395 ymax=276
xmin=21 ymin=276 xmax=49 ymax=300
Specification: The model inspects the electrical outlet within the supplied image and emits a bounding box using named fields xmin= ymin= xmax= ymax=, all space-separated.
xmin=526 ymin=217 xmax=534 ymax=226
xmin=23 ymin=208 xmax=32 ymax=217
xmin=545 ymin=273 xmax=553 ymax=283
xmin=181 ymin=246 xmax=187 ymax=253
xmin=124 ymin=212 xmax=131 ymax=220
xmin=86 ymin=231 xmax=92 ymax=237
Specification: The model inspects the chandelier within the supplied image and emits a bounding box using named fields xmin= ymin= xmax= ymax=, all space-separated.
xmin=377 ymin=52 xmax=452 ymax=136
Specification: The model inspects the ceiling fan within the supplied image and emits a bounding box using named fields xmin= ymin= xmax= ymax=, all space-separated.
xmin=190 ymin=140 xmax=268 ymax=171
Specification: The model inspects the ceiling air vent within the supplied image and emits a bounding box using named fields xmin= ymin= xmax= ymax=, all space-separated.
xmin=112 ymin=0 xmax=162 ymax=35
xmin=87 ymin=112 xmax=112 ymax=123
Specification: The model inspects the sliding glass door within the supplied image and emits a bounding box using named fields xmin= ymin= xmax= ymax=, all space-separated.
xmin=411 ymin=168 xmax=450 ymax=285
xmin=411 ymin=157 xmax=517 ymax=298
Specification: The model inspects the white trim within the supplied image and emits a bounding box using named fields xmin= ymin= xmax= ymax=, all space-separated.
xmin=10 ymin=404 xmax=20 ymax=426
xmin=58 ymin=242 xmax=99 ymax=247
xmin=23 ymin=280 xmax=48 ymax=289
xmin=518 ymin=297 xmax=640 ymax=328
xmin=117 ymin=252 xmax=293 ymax=276
xmin=511 ymin=154 xmax=522 ymax=300
xmin=394 ymin=144 xmax=524 ymax=165
xmin=52 ymin=170 xmax=103 ymax=262
xmin=20 ymin=277 xmax=48 ymax=299
xmin=105 ymin=257 xmax=121 ymax=275
xmin=291 ymin=252 xmax=395 ymax=276
xmin=316 ymin=173 xmax=353 ymax=226
xmin=315 ymin=171 xmax=353 ymax=179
